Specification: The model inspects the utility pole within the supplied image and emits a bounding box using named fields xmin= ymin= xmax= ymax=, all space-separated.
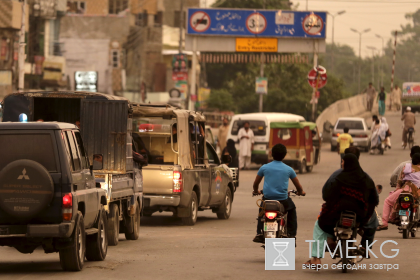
xmin=18 ymin=0 xmax=27 ymax=91
xmin=351 ymin=28 xmax=370 ymax=94
xmin=179 ymin=0 xmax=183 ymax=53
xmin=328 ymin=10 xmax=345 ymax=72
xmin=311 ymin=41 xmax=319 ymax=122
xmin=259 ymin=0 xmax=266 ymax=113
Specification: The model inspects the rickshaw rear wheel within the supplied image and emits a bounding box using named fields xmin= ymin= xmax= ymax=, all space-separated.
xmin=306 ymin=165 xmax=313 ymax=173
xmin=299 ymin=159 xmax=306 ymax=174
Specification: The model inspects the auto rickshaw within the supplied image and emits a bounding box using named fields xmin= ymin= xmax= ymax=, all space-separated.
xmin=268 ymin=122 xmax=321 ymax=173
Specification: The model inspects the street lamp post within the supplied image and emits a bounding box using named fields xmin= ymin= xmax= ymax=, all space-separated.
xmin=375 ymin=34 xmax=384 ymax=87
xmin=328 ymin=10 xmax=346 ymax=72
xmin=351 ymin=28 xmax=371 ymax=94
xmin=367 ymin=46 xmax=377 ymax=88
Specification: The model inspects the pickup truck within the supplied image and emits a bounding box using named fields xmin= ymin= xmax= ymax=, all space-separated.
xmin=0 ymin=122 xmax=107 ymax=271
xmin=131 ymin=103 xmax=238 ymax=225
xmin=2 ymin=91 xmax=144 ymax=246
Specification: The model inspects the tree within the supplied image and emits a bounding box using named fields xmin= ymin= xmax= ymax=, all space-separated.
xmin=206 ymin=88 xmax=236 ymax=111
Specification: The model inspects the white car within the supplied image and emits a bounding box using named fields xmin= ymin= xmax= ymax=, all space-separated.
xmin=330 ymin=117 xmax=371 ymax=152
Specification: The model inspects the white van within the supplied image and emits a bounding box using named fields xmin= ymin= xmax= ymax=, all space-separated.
xmin=227 ymin=113 xmax=305 ymax=164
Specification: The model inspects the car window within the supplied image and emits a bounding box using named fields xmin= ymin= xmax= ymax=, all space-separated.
xmin=231 ymin=120 xmax=266 ymax=136
xmin=0 ymin=133 xmax=57 ymax=172
xmin=206 ymin=143 xmax=220 ymax=165
xmin=336 ymin=120 xmax=364 ymax=130
xmin=66 ymin=131 xmax=81 ymax=171
xmin=74 ymin=131 xmax=89 ymax=169
xmin=62 ymin=131 xmax=74 ymax=171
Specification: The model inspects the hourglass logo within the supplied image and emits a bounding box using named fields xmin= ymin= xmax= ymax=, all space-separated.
xmin=265 ymin=238 xmax=295 ymax=270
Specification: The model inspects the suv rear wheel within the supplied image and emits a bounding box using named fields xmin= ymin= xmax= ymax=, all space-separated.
xmin=107 ymin=204 xmax=120 ymax=246
xmin=59 ymin=211 xmax=85 ymax=271
xmin=181 ymin=191 xmax=198 ymax=226
xmin=86 ymin=208 xmax=108 ymax=261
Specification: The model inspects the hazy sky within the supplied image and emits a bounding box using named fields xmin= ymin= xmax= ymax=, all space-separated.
xmin=202 ymin=0 xmax=420 ymax=58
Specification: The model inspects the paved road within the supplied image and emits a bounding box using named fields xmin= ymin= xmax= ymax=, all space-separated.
xmin=1 ymin=112 xmax=420 ymax=279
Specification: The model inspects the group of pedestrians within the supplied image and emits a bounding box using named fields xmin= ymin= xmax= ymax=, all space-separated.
xmin=218 ymin=118 xmax=255 ymax=170
xmin=362 ymin=83 xmax=402 ymax=115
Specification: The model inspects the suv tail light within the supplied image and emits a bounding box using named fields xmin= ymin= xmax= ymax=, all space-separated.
xmin=333 ymin=133 xmax=340 ymax=137
xmin=341 ymin=218 xmax=353 ymax=227
xmin=173 ymin=171 xmax=183 ymax=193
xmin=265 ymin=212 xmax=277 ymax=219
xmin=354 ymin=134 xmax=368 ymax=138
xmin=401 ymin=202 xmax=411 ymax=209
xmin=62 ymin=193 xmax=73 ymax=221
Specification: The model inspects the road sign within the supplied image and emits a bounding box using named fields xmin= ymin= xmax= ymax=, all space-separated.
xmin=307 ymin=66 xmax=327 ymax=89
xmin=256 ymin=77 xmax=268 ymax=94
xmin=236 ymin=38 xmax=277 ymax=52
xmin=190 ymin=11 xmax=211 ymax=33
xmin=246 ymin=13 xmax=267 ymax=34
xmin=187 ymin=8 xmax=326 ymax=38
xmin=302 ymin=14 xmax=324 ymax=35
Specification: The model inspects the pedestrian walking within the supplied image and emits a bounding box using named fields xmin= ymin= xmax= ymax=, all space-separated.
xmin=218 ymin=117 xmax=229 ymax=154
xmin=362 ymin=82 xmax=377 ymax=112
xmin=238 ymin=121 xmax=254 ymax=170
xmin=377 ymin=87 xmax=387 ymax=116
xmin=336 ymin=127 xmax=353 ymax=165
xmin=391 ymin=85 xmax=402 ymax=111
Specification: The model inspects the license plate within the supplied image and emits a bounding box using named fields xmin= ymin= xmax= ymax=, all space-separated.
xmin=399 ymin=210 xmax=411 ymax=216
xmin=264 ymin=222 xmax=278 ymax=231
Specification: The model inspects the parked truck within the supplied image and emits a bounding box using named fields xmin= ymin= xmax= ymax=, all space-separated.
xmin=131 ymin=103 xmax=238 ymax=225
xmin=2 ymin=91 xmax=144 ymax=246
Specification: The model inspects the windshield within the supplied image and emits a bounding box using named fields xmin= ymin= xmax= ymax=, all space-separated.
xmin=336 ymin=120 xmax=364 ymax=130
xmin=132 ymin=118 xmax=177 ymax=165
xmin=0 ymin=133 xmax=57 ymax=172
xmin=231 ymin=120 xmax=266 ymax=136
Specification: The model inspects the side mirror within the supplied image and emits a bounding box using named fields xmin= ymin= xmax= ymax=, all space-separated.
xmin=221 ymin=154 xmax=232 ymax=164
xmin=92 ymin=154 xmax=104 ymax=170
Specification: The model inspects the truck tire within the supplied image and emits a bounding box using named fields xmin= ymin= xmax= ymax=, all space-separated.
xmin=86 ymin=208 xmax=108 ymax=261
xmin=181 ymin=191 xmax=198 ymax=226
xmin=217 ymin=188 xmax=232 ymax=219
xmin=107 ymin=204 xmax=119 ymax=246
xmin=59 ymin=211 xmax=85 ymax=271
xmin=124 ymin=203 xmax=140 ymax=240
xmin=0 ymin=159 xmax=54 ymax=219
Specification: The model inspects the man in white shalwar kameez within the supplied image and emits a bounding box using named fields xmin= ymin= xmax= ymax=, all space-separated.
xmin=238 ymin=121 xmax=254 ymax=170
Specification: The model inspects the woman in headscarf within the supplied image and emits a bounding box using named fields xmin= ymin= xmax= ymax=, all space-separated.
xmin=378 ymin=153 xmax=420 ymax=231
xmin=304 ymin=154 xmax=378 ymax=266
xmin=222 ymin=139 xmax=239 ymax=168
xmin=381 ymin=117 xmax=391 ymax=149
xmin=370 ymin=119 xmax=386 ymax=154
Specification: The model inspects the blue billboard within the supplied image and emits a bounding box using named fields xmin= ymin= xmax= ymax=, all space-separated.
xmin=187 ymin=8 xmax=327 ymax=39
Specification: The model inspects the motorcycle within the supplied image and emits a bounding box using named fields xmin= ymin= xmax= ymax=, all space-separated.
xmin=333 ymin=211 xmax=364 ymax=273
xmin=397 ymin=192 xmax=419 ymax=238
xmin=253 ymin=190 xmax=302 ymax=246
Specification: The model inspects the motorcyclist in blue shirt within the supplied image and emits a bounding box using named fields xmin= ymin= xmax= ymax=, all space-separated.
xmin=252 ymin=143 xmax=306 ymax=243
